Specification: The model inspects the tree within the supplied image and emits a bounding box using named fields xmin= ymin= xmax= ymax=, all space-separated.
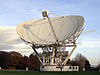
xmin=71 ymin=53 xmax=90 ymax=70
xmin=10 ymin=51 xmax=23 ymax=67
xmin=96 ymin=64 xmax=100 ymax=71
xmin=19 ymin=56 xmax=30 ymax=69
xmin=71 ymin=60 xmax=79 ymax=66
xmin=29 ymin=54 xmax=40 ymax=70
xmin=0 ymin=51 xmax=13 ymax=67
xmin=84 ymin=60 xmax=90 ymax=70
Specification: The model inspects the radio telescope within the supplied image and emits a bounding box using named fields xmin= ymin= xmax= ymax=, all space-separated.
xmin=16 ymin=10 xmax=84 ymax=71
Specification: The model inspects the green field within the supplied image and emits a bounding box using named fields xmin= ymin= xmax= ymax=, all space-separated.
xmin=0 ymin=70 xmax=100 ymax=75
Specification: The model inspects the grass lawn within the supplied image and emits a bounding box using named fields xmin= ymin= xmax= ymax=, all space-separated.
xmin=0 ymin=70 xmax=100 ymax=75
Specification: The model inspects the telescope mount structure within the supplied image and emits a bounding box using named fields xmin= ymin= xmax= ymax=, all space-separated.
xmin=16 ymin=10 xmax=84 ymax=71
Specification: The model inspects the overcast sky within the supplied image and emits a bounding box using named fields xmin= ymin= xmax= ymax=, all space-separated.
xmin=0 ymin=0 xmax=100 ymax=65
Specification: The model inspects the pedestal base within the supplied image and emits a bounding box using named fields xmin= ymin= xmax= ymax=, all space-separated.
xmin=40 ymin=65 xmax=79 ymax=71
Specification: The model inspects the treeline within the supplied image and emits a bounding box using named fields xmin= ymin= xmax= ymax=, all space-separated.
xmin=0 ymin=51 xmax=100 ymax=71
xmin=69 ymin=53 xmax=100 ymax=71
xmin=0 ymin=51 xmax=40 ymax=70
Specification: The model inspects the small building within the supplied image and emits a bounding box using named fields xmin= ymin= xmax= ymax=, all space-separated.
xmin=40 ymin=65 xmax=79 ymax=71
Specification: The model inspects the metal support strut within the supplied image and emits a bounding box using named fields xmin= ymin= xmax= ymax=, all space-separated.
xmin=62 ymin=44 xmax=77 ymax=65
xmin=32 ymin=45 xmax=42 ymax=64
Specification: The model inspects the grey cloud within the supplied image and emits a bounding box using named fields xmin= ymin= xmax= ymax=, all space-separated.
xmin=0 ymin=26 xmax=32 ymax=51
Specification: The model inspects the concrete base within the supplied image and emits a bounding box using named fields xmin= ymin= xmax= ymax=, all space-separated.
xmin=40 ymin=65 xmax=79 ymax=71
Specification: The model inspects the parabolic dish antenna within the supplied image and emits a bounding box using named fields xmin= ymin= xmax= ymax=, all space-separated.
xmin=16 ymin=14 xmax=84 ymax=45
xmin=16 ymin=10 xmax=84 ymax=71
